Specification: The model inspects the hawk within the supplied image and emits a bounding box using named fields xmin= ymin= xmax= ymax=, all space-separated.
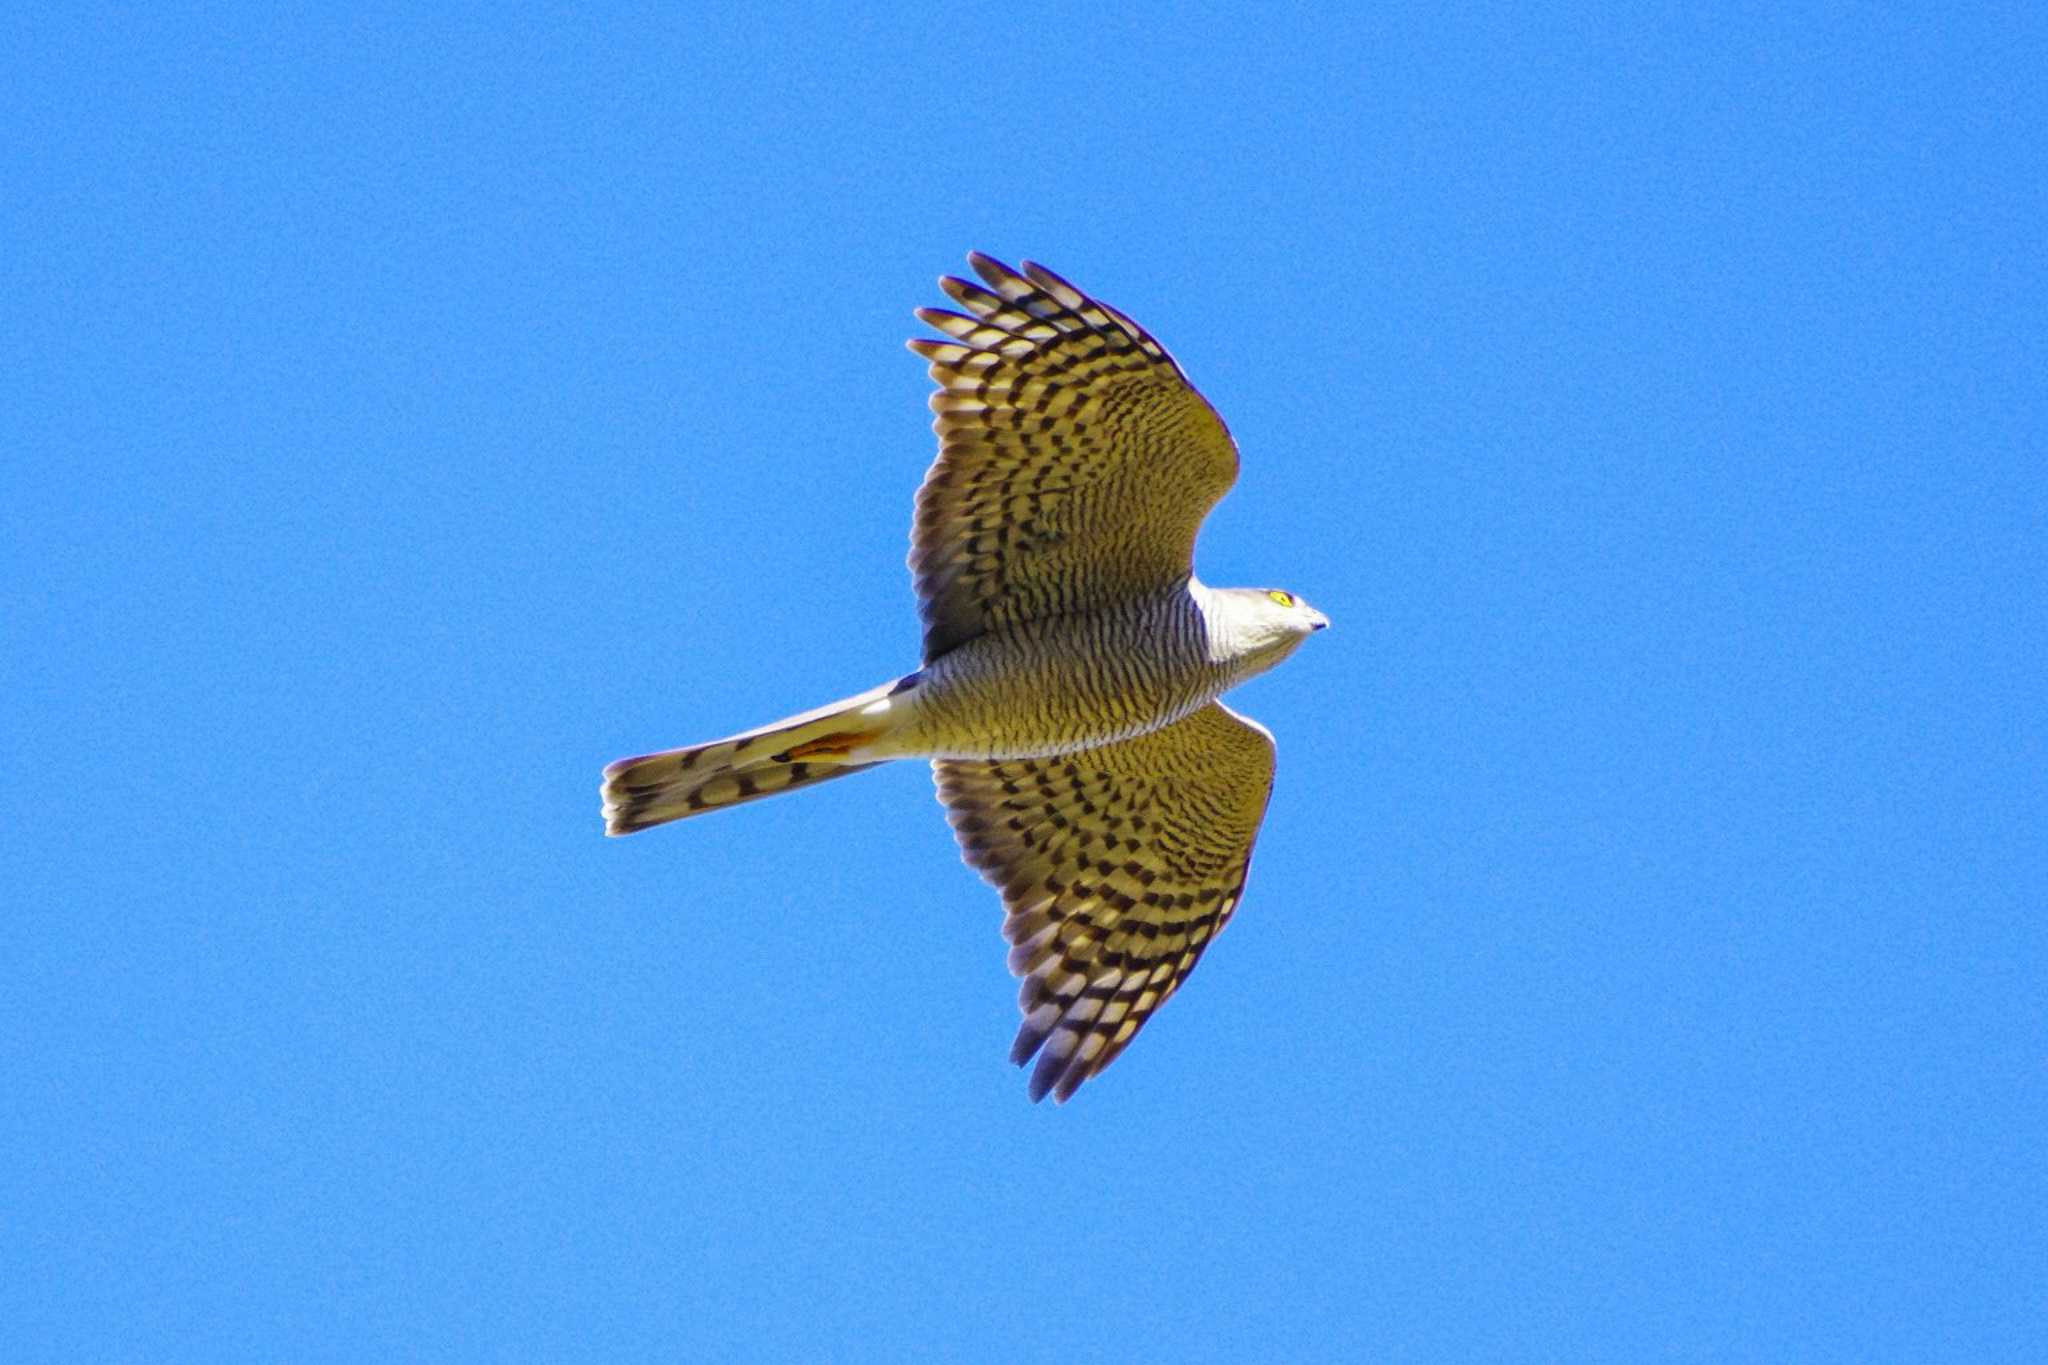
xmin=603 ymin=254 xmax=1327 ymax=1102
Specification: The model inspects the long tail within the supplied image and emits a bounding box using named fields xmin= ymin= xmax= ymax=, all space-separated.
xmin=601 ymin=678 xmax=910 ymax=836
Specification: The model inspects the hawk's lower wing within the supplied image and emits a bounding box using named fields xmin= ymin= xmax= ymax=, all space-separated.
xmin=933 ymin=703 xmax=1277 ymax=1102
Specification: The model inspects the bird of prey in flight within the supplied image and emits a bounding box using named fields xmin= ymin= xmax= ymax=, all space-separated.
xmin=603 ymin=254 xmax=1327 ymax=1102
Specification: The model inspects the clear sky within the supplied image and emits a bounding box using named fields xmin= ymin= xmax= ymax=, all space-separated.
xmin=6 ymin=4 xmax=2043 ymax=1360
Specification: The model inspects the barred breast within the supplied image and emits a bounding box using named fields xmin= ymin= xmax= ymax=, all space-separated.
xmin=894 ymin=589 xmax=1228 ymax=760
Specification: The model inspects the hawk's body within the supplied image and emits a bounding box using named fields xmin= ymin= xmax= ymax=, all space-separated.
xmin=603 ymin=255 xmax=1326 ymax=1102
xmin=901 ymin=581 xmax=1286 ymax=760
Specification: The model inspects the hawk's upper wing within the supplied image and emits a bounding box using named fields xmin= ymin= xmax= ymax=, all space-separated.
xmin=908 ymin=254 xmax=1240 ymax=662
xmin=933 ymin=702 xmax=1277 ymax=1103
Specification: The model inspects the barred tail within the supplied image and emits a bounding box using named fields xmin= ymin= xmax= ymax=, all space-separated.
xmin=601 ymin=679 xmax=908 ymax=836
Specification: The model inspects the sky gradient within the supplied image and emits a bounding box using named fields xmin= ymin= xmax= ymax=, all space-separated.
xmin=6 ymin=5 xmax=2044 ymax=1360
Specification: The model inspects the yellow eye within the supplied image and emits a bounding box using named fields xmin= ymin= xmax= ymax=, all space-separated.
xmin=1266 ymin=590 xmax=1295 ymax=607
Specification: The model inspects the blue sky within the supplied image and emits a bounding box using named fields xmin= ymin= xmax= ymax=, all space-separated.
xmin=5 ymin=4 xmax=2043 ymax=1359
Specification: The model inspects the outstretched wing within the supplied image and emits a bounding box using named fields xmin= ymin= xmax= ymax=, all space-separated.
xmin=908 ymin=254 xmax=1240 ymax=662
xmin=933 ymin=703 xmax=1277 ymax=1103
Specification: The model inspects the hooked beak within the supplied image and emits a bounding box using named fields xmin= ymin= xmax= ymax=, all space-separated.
xmin=1308 ymin=608 xmax=1330 ymax=632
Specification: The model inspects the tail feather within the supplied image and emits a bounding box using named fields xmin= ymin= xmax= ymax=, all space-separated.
xmin=601 ymin=678 xmax=905 ymax=836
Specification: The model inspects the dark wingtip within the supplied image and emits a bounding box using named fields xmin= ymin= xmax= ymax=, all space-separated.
xmin=1025 ymin=1066 xmax=1054 ymax=1104
xmin=1010 ymin=1022 xmax=1048 ymax=1068
xmin=1028 ymin=1045 xmax=1073 ymax=1105
xmin=967 ymin=252 xmax=1023 ymax=289
xmin=1020 ymin=260 xmax=1079 ymax=297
